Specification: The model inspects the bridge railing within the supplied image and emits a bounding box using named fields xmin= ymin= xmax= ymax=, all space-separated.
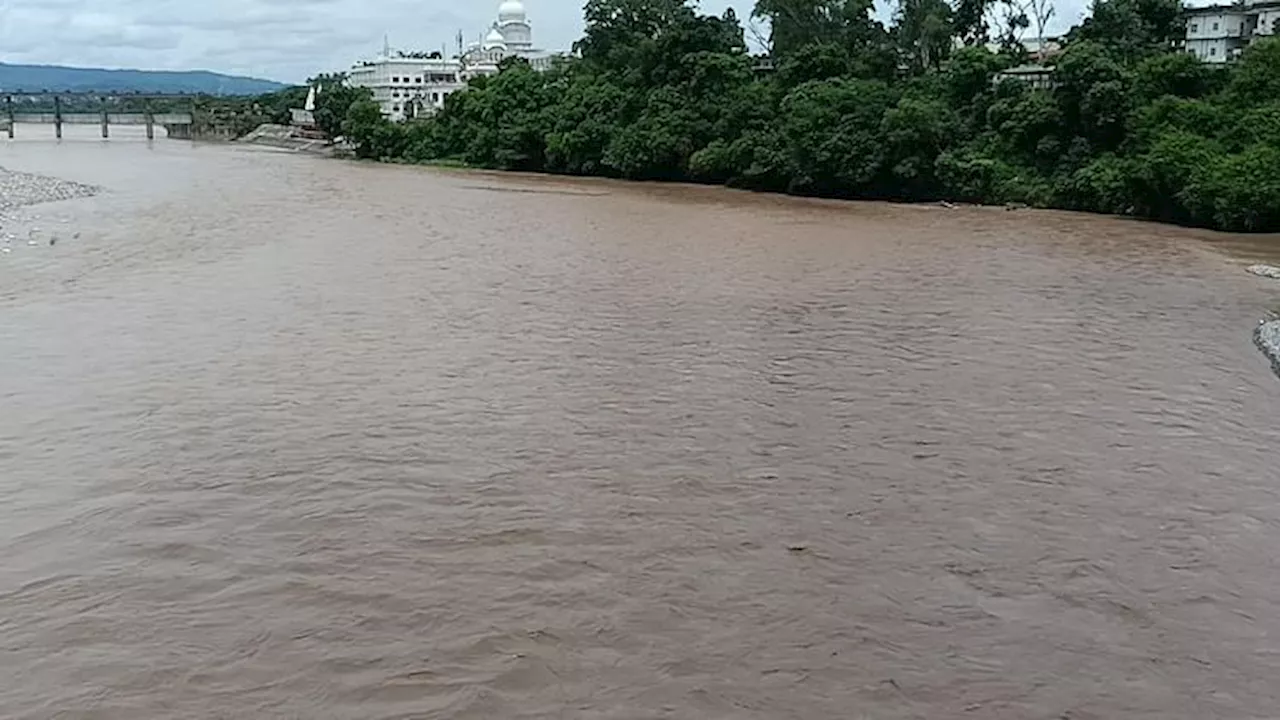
xmin=9 ymin=113 xmax=193 ymax=124
xmin=0 ymin=91 xmax=247 ymax=140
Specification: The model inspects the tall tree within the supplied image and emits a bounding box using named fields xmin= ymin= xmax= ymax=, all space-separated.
xmin=1025 ymin=0 xmax=1056 ymax=58
xmin=953 ymin=0 xmax=992 ymax=46
xmin=306 ymin=73 xmax=372 ymax=139
xmin=987 ymin=0 xmax=1031 ymax=58
xmin=893 ymin=0 xmax=955 ymax=72
xmin=1069 ymin=0 xmax=1182 ymax=61
xmin=753 ymin=0 xmax=887 ymax=57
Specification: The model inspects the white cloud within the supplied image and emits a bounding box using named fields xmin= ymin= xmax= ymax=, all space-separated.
xmin=0 ymin=0 xmax=1091 ymax=84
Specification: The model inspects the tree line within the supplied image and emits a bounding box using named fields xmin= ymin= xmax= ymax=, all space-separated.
xmin=330 ymin=0 xmax=1279 ymax=233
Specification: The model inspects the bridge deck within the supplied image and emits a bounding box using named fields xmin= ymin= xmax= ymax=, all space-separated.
xmin=7 ymin=113 xmax=192 ymax=125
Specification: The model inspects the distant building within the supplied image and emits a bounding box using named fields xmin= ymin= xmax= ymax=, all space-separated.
xmin=347 ymin=0 xmax=565 ymax=121
xmin=983 ymin=35 xmax=1063 ymax=89
xmin=1183 ymin=0 xmax=1279 ymax=63
xmin=977 ymin=35 xmax=1064 ymax=61
xmin=348 ymin=51 xmax=465 ymax=122
xmin=457 ymin=1 xmax=561 ymax=80
xmin=997 ymin=63 xmax=1056 ymax=90
xmin=1021 ymin=36 xmax=1065 ymax=61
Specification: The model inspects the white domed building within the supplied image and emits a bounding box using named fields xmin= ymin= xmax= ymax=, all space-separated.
xmin=483 ymin=27 xmax=508 ymax=51
xmin=460 ymin=0 xmax=560 ymax=79
xmin=347 ymin=1 xmax=565 ymax=122
xmin=496 ymin=0 xmax=533 ymax=51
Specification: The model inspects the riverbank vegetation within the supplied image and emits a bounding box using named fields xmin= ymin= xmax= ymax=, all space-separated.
xmin=336 ymin=0 xmax=1280 ymax=233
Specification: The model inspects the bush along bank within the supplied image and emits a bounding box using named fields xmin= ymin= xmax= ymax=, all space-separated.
xmin=334 ymin=0 xmax=1280 ymax=234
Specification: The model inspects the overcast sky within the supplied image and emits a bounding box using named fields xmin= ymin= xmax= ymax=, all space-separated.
xmin=0 ymin=0 xmax=1094 ymax=84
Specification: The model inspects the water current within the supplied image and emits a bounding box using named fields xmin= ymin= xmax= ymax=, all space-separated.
xmin=3 ymin=127 xmax=1280 ymax=719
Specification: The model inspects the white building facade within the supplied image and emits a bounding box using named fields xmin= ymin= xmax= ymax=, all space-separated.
xmin=1184 ymin=0 xmax=1279 ymax=63
xmin=347 ymin=0 xmax=563 ymax=121
xmin=347 ymin=55 xmax=466 ymax=121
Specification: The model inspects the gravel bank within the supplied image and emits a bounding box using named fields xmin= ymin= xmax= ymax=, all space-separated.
xmin=0 ymin=166 xmax=97 ymax=254
xmin=0 ymin=165 xmax=98 ymax=213
xmin=1255 ymin=320 xmax=1280 ymax=377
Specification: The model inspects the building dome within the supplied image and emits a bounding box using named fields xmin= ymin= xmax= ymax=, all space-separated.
xmin=484 ymin=27 xmax=508 ymax=50
xmin=498 ymin=0 xmax=526 ymax=23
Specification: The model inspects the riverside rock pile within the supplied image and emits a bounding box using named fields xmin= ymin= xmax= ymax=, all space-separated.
xmin=1256 ymin=321 xmax=1280 ymax=378
xmin=1247 ymin=264 xmax=1280 ymax=280
xmin=0 ymin=166 xmax=98 ymax=213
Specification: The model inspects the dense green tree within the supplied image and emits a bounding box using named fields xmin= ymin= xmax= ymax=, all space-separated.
xmin=1131 ymin=52 xmax=1216 ymax=103
xmin=880 ymin=95 xmax=959 ymax=198
xmin=952 ymin=0 xmax=992 ymax=46
xmin=309 ymin=73 xmax=373 ymax=139
xmin=754 ymin=0 xmax=896 ymax=79
xmin=1226 ymin=37 xmax=1280 ymax=105
xmin=543 ymin=72 xmax=632 ymax=174
xmin=893 ymin=0 xmax=955 ymax=73
xmin=343 ymin=99 xmax=396 ymax=159
xmin=1070 ymin=0 xmax=1182 ymax=61
xmin=778 ymin=78 xmax=895 ymax=195
xmin=316 ymin=0 xmax=1280 ymax=233
xmin=942 ymin=46 xmax=1007 ymax=111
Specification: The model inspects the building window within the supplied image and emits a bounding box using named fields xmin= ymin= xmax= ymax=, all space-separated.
xmin=1210 ymin=46 xmax=1217 ymax=56
xmin=392 ymin=104 xmax=400 ymax=112
xmin=1191 ymin=23 xmax=1199 ymax=33
xmin=1212 ymin=22 xmax=1219 ymax=31
xmin=415 ymin=77 xmax=423 ymax=84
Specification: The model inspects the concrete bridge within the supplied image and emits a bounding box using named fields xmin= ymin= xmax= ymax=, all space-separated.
xmin=2 ymin=92 xmax=198 ymax=140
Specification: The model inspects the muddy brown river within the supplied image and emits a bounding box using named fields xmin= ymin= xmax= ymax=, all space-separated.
xmin=3 ymin=128 xmax=1280 ymax=719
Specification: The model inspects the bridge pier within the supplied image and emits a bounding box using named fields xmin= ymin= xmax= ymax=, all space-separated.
xmin=145 ymin=104 xmax=154 ymax=141
xmin=101 ymin=99 xmax=109 ymax=139
xmin=54 ymin=96 xmax=62 ymax=139
xmin=5 ymin=96 xmax=12 ymax=140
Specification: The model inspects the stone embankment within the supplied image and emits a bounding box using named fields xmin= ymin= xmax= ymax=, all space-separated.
xmin=237 ymin=124 xmax=337 ymax=156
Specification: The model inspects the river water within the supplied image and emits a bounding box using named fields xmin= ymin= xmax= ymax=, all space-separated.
xmin=3 ymin=128 xmax=1280 ymax=719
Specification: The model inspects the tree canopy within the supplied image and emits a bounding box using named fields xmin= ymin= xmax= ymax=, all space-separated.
xmin=330 ymin=0 xmax=1280 ymax=233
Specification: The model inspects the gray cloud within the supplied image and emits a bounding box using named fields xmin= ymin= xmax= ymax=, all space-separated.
xmin=0 ymin=0 xmax=1096 ymax=84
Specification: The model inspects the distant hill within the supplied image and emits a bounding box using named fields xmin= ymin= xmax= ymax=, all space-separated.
xmin=0 ymin=63 xmax=287 ymax=95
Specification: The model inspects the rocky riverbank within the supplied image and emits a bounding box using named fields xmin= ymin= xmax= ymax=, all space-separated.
xmin=1255 ymin=321 xmax=1280 ymax=377
xmin=0 ymin=166 xmax=98 ymax=254
xmin=1248 ymin=264 xmax=1280 ymax=280
xmin=1248 ymin=266 xmax=1280 ymax=378
xmin=0 ymin=166 xmax=98 ymax=213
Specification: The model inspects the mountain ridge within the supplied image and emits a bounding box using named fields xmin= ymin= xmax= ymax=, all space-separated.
xmin=0 ymin=62 xmax=287 ymax=95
